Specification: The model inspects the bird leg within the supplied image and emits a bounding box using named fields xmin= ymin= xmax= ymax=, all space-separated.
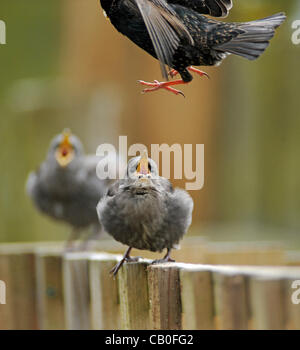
xmin=152 ymin=248 xmax=175 ymax=264
xmin=64 ymin=228 xmax=82 ymax=252
xmin=188 ymin=66 xmax=210 ymax=78
xmin=168 ymin=69 xmax=179 ymax=78
xmin=138 ymin=79 xmax=187 ymax=97
xmin=169 ymin=66 xmax=209 ymax=79
xmin=110 ymin=246 xmax=139 ymax=277
xmin=138 ymin=66 xmax=209 ymax=96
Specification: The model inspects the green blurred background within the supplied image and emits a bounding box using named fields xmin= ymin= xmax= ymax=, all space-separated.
xmin=0 ymin=0 xmax=299 ymax=246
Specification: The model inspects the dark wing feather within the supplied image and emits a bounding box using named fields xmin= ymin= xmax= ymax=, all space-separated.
xmin=205 ymin=0 xmax=232 ymax=17
xmin=167 ymin=0 xmax=233 ymax=18
xmin=135 ymin=0 xmax=194 ymax=79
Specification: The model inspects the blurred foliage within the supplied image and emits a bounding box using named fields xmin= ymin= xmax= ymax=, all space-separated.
xmin=0 ymin=0 xmax=299 ymax=245
xmin=0 ymin=1 xmax=66 ymax=241
xmin=216 ymin=0 xmax=300 ymax=230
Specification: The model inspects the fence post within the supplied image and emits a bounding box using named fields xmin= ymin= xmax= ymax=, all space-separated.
xmin=180 ymin=268 xmax=215 ymax=330
xmin=63 ymin=252 xmax=91 ymax=330
xmin=148 ymin=264 xmax=182 ymax=330
xmin=0 ymin=253 xmax=13 ymax=329
xmin=89 ymin=253 xmax=122 ymax=330
xmin=35 ymin=247 xmax=65 ymax=329
xmin=0 ymin=246 xmax=38 ymax=329
xmin=118 ymin=260 xmax=151 ymax=330
xmin=283 ymin=278 xmax=300 ymax=329
xmin=249 ymin=276 xmax=285 ymax=330
xmin=213 ymin=272 xmax=249 ymax=330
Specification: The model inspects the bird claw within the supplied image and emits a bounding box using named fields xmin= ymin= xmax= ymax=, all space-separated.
xmin=168 ymin=67 xmax=210 ymax=79
xmin=151 ymin=256 xmax=175 ymax=265
xmin=188 ymin=66 xmax=210 ymax=79
xmin=109 ymin=255 xmax=140 ymax=277
xmin=138 ymin=80 xmax=185 ymax=97
xmin=168 ymin=69 xmax=179 ymax=78
xmin=110 ymin=262 xmax=122 ymax=277
xmin=125 ymin=256 xmax=140 ymax=262
xmin=137 ymin=67 xmax=208 ymax=97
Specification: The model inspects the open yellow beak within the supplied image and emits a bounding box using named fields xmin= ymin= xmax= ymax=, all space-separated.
xmin=55 ymin=131 xmax=74 ymax=167
xmin=136 ymin=150 xmax=150 ymax=175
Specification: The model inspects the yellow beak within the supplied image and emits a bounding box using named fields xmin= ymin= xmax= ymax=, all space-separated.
xmin=55 ymin=131 xmax=74 ymax=167
xmin=136 ymin=150 xmax=149 ymax=175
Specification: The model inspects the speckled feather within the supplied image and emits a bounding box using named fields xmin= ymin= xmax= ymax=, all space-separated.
xmin=100 ymin=0 xmax=285 ymax=81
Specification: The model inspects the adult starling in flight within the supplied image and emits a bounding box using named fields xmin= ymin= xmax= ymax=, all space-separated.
xmin=26 ymin=130 xmax=115 ymax=247
xmin=99 ymin=0 xmax=286 ymax=96
xmin=97 ymin=150 xmax=194 ymax=276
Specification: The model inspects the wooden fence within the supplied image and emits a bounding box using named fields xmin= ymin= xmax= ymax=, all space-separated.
xmin=0 ymin=238 xmax=300 ymax=330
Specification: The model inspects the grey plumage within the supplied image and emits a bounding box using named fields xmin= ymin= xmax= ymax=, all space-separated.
xmin=216 ymin=13 xmax=287 ymax=61
xmin=27 ymin=131 xmax=113 ymax=240
xmin=97 ymin=151 xmax=194 ymax=275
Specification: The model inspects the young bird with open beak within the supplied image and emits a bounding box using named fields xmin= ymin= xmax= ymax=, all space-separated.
xmin=99 ymin=0 xmax=285 ymax=96
xmin=97 ymin=150 xmax=194 ymax=276
xmin=26 ymin=130 xmax=114 ymax=248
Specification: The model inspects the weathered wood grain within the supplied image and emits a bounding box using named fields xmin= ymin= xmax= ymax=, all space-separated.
xmin=35 ymin=247 xmax=65 ymax=329
xmin=89 ymin=253 xmax=122 ymax=330
xmin=118 ymin=260 xmax=151 ymax=330
xmin=148 ymin=264 xmax=182 ymax=330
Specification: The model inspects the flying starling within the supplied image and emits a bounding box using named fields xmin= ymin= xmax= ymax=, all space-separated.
xmin=97 ymin=150 xmax=194 ymax=276
xmin=26 ymin=130 xmax=115 ymax=248
xmin=99 ymin=0 xmax=286 ymax=96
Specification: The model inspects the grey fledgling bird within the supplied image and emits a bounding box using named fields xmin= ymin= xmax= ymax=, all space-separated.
xmin=97 ymin=150 xmax=194 ymax=275
xmin=27 ymin=130 xmax=114 ymax=247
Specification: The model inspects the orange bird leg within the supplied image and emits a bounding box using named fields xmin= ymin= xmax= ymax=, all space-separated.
xmin=169 ymin=69 xmax=179 ymax=78
xmin=138 ymin=79 xmax=187 ymax=97
xmin=188 ymin=66 xmax=210 ymax=79
xmin=169 ymin=66 xmax=209 ymax=79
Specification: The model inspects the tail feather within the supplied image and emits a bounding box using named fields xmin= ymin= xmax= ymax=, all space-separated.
xmin=247 ymin=12 xmax=286 ymax=29
xmin=216 ymin=12 xmax=286 ymax=60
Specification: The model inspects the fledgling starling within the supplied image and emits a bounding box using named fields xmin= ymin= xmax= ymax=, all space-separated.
xmin=99 ymin=0 xmax=286 ymax=96
xmin=97 ymin=150 xmax=194 ymax=276
xmin=26 ymin=130 xmax=114 ymax=247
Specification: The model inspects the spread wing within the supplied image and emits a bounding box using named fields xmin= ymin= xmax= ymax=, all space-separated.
xmin=134 ymin=0 xmax=194 ymax=79
xmin=167 ymin=0 xmax=233 ymax=18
